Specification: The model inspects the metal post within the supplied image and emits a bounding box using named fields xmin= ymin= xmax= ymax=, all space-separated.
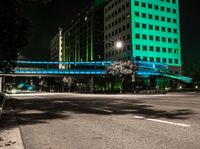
xmin=0 ymin=77 xmax=2 ymax=93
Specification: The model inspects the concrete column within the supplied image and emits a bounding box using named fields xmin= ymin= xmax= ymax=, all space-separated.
xmin=88 ymin=77 xmax=94 ymax=93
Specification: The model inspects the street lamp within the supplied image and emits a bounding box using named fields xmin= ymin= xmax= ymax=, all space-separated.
xmin=115 ymin=41 xmax=124 ymax=49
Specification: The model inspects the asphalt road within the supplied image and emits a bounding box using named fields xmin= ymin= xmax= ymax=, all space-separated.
xmin=8 ymin=92 xmax=200 ymax=149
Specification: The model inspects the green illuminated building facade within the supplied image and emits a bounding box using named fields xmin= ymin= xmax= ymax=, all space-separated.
xmin=62 ymin=1 xmax=107 ymax=68
xmin=104 ymin=0 xmax=181 ymax=73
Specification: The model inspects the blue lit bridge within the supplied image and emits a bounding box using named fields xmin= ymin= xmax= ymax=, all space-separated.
xmin=0 ymin=60 xmax=192 ymax=83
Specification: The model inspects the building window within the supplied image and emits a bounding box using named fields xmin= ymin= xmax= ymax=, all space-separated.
xmin=167 ymin=8 xmax=171 ymax=12
xmin=126 ymin=2 xmax=130 ymax=7
xmin=150 ymin=57 xmax=154 ymax=62
xmin=143 ymin=57 xmax=147 ymax=61
xmin=162 ymin=37 xmax=166 ymax=42
xmin=149 ymin=46 xmax=154 ymax=51
xmin=168 ymin=38 xmax=172 ymax=43
xmin=168 ymin=48 xmax=172 ymax=53
xmin=155 ymin=5 xmax=159 ymax=10
xmin=136 ymin=56 xmax=140 ymax=61
xmin=156 ymin=47 xmax=160 ymax=52
xmin=142 ymin=24 xmax=147 ymax=29
xmin=174 ymin=38 xmax=178 ymax=43
xmin=148 ymin=4 xmax=152 ymax=9
xmin=135 ymin=22 xmax=140 ymax=27
xmin=149 ymin=35 xmax=153 ymax=40
xmin=161 ymin=6 xmax=165 ymax=11
xmin=148 ymin=14 xmax=153 ymax=19
xmin=149 ymin=25 xmax=153 ymax=30
xmin=141 ymin=2 xmax=146 ymax=7
xmin=156 ymin=58 xmax=160 ymax=62
xmin=162 ymin=48 xmax=166 ymax=52
xmin=155 ymin=15 xmax=159 ymax=20
xmin=175 ymin=59 xmax=178 ymax=64
xmin=155 ymin=26 xmax=159 ymax=31
xmin=142 ymin=34 xmax=147 ymax=39
xmin=167 ymin=28 xmax=172 ymax=32
xmin=161 ymin=16 xmax=165 ymax=21
xmin=173 ymin=29 xmax=177 ymax=33
xmin=163 ymin=58 xmax=166 ymax=63
xmin=135 ymin=1 xmax=139 ymax=6
xmin=172 ymin=0 xmax=176 ymax=4
xmin=167 ymin=18 xmax=171 ymax=22
xmin=173 ymin=9 xmax=176 ymax=13
xmin=162 ymin=27 xmax=166 ymax=31
xmin=136 ymin=45 xmax=140 ymax=50
xmin=143 ymin=45 xmax=147 ymax=50
xmin=169 ymin=58 xmax=172 ymax=63
xmin=142 ymin=13 xmax=146 ymax=18
xmin=156 ymin=36 xmax=160 ymax=41
xmin=173 ymin=19 xmax=177 ymax=23
xmin=174 ymin=48 xmax=178 ymax=54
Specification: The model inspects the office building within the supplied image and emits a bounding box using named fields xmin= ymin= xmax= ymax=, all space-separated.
xmin=61 ymin=0 xmax=107 ymax=68
xmin=50 ymin=27 xmax=63 ymax=68
xmin=104 ymin=0 xmax=181 ymax=73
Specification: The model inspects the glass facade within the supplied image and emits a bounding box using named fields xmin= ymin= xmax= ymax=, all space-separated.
xmin=131 ymin=0 xmax=181 ymax=68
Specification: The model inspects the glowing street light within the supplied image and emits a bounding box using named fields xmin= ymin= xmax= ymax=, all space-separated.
xmin=115 ymin=41 xmax=123 ymax=49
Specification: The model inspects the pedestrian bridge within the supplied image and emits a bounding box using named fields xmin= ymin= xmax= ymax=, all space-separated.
xmin=0 ymin=60 xmax=192 ymax=83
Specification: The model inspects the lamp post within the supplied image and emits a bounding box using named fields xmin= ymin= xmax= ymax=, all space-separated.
xmin=115 ymin=41 xmax=124 ymax=50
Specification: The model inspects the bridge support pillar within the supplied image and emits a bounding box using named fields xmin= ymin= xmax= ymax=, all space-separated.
xmin=88 ymin=77 xmax=94 ymax=93
xmin=0 ymin=77 xmax=3 ymax=93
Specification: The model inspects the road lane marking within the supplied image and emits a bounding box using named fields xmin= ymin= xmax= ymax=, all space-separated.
xmin=89 ymin=107 xmax=113 ymax=113
xmin=133 ymin=116 xmax=190 ymax=127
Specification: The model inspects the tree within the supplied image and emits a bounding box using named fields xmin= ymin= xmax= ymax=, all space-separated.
xmin=0 ymin=0 xmax=51 ymax=73
xmin=107 ymin=59 xmax=138 ymax=93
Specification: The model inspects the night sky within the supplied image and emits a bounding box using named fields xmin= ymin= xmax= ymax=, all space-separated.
xmin=21 ymin=0 xmax=200 ymax=61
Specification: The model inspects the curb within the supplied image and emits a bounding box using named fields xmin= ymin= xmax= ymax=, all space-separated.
xmin=0 ymin=96 xmax=25 ymax=149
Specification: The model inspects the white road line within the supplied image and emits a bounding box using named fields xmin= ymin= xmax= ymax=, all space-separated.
xmin=68 ymin=103 xmax=81 ymax=106
xmin=133 ymin=116 xmax=190 ymax=127
xmin=89 ymin=107 xmax=113 ymax=113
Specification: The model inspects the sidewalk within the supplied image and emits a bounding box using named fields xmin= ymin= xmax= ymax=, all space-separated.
xmin=0 ymin=99 xmax=24 ymax=149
